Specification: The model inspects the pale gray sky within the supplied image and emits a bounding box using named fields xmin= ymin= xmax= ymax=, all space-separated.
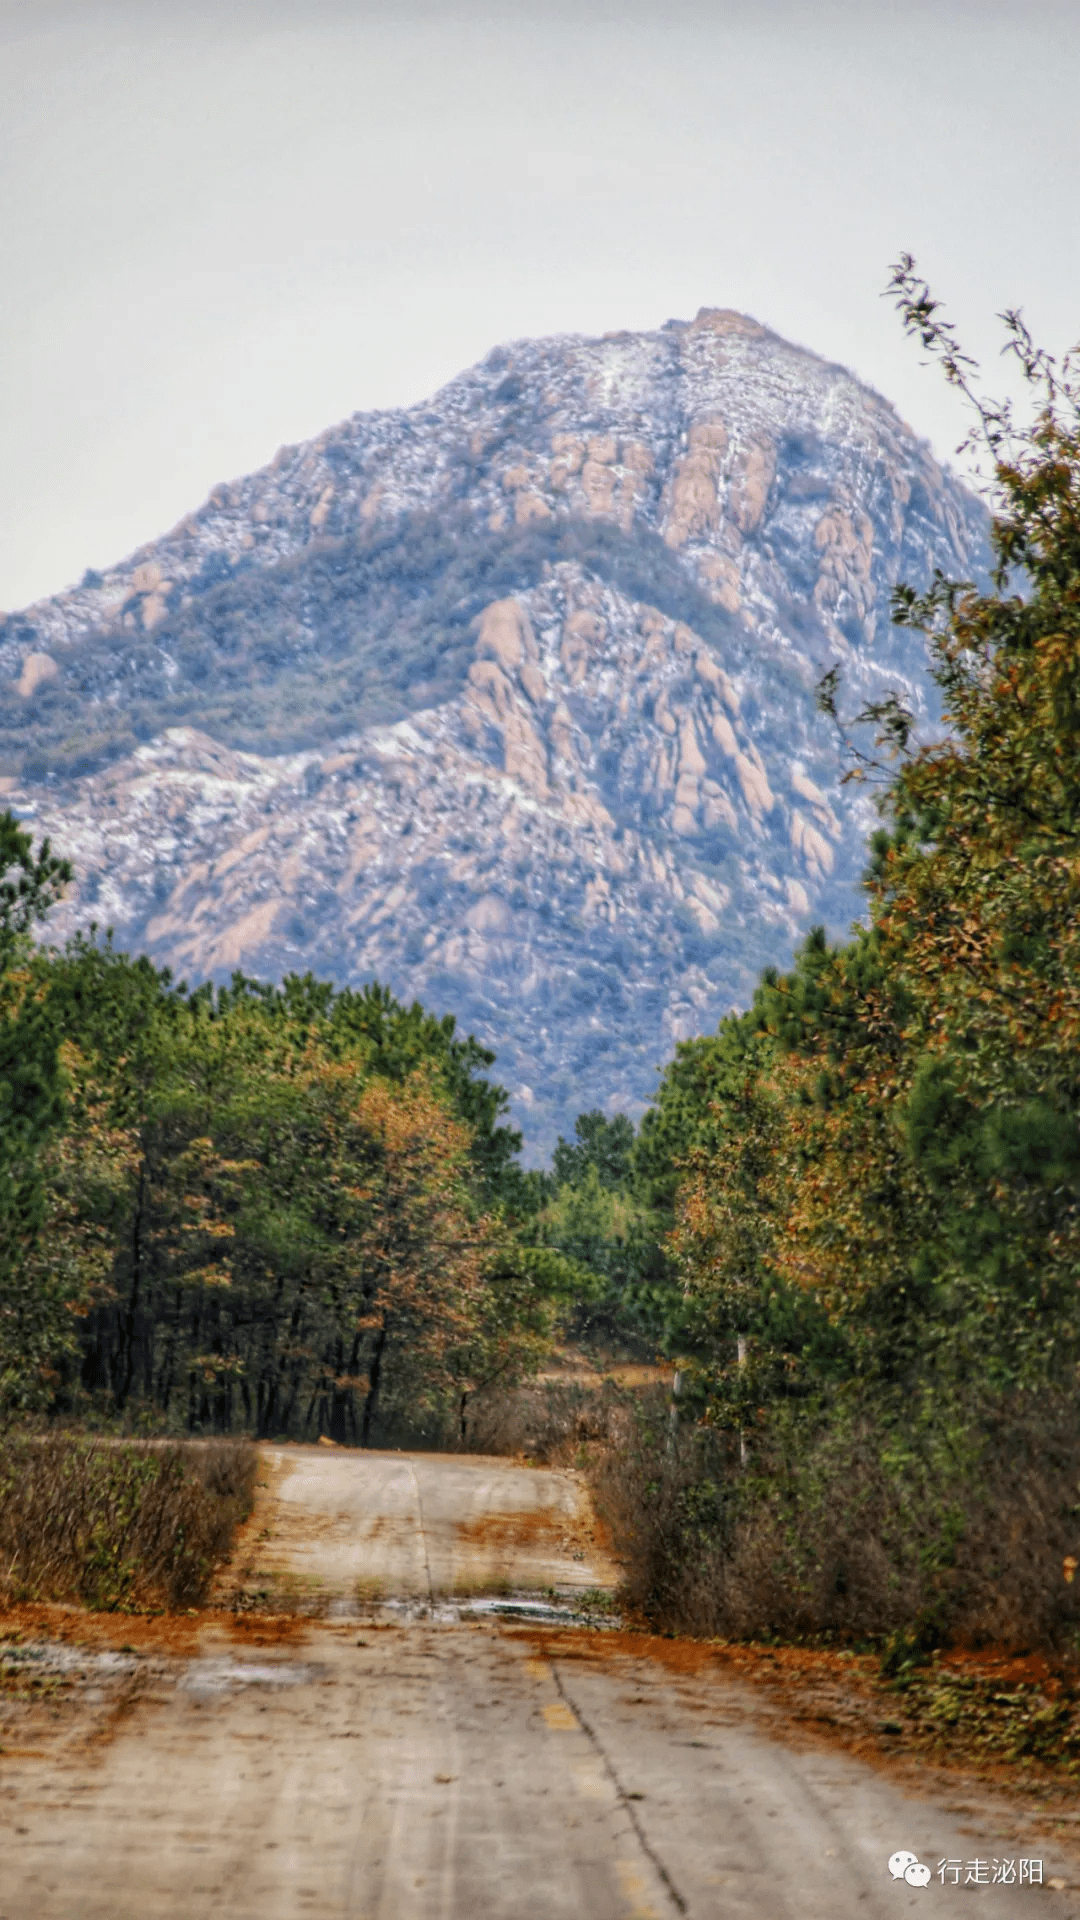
xmin=2 ymin=0 xmax=1078 ymax=611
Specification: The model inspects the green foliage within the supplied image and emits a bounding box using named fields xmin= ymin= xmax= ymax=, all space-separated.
xmin=0 ymin=913 xmax=557 ymax=1436
xmin=198 ymin=970 xmax=524 ymax=1206
xmin=552 ymin=1110 xmax=634 ymax=1190
xmin=535 ymin=1111 xmax=688 ymax=1354
xmin=632 ymin=1017 xmax=759 ymax=1212
xmin=0 ymin=813 xmax=71 ymax=959
xmin=600 ymin=1380 xmax=1080 ymax=1656
xmin=0 ymin=814 xmax=75 ymax=1409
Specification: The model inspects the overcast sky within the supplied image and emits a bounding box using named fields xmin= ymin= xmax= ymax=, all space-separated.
xmin=2 ymin=0 xmax=1078 ymax=612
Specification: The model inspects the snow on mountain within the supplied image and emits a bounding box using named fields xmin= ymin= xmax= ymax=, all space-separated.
xmin=0 ymin=308 xmax=988 ymax=1153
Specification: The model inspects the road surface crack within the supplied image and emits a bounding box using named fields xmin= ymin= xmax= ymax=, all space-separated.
xmin=549 ymin=1660 xmax=688 ymax=1915
xmin=405 ymin=1459 xmax=435 ymax=1605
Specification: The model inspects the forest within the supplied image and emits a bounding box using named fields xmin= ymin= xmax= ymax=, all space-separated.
xmin=2 ymin=270 xmax=1079 ymax=1661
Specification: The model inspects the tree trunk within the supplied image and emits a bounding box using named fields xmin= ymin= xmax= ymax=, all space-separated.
xmin=737 ymin=1335 xmax=749 ymax=1468
xmin=115 ymin=1164 xmax=146 ymax=1411
xmin=361 ymin=1325 xmax=388 ymax=1446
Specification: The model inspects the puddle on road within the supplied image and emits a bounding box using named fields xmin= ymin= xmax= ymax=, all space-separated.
xmin=2 ymin=1637 xmax=319 ymax=1708
xmin=346 ymin=1592 xmax=622 ymax=1629
xmin=1 ymin=1640 xmax=139 ymax=1680
xmin=178 ymin=1657 xmax=315 ymax=1696
xmin=464 ymin=1597 xmax=594 ymax=1624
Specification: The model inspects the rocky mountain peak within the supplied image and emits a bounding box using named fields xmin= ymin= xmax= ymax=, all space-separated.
xmin=0 ymin=312 xmax=988 ymax=1153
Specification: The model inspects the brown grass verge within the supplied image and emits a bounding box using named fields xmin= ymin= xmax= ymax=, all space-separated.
xmin=0 ymin=1432 xmax=256 ymax=1612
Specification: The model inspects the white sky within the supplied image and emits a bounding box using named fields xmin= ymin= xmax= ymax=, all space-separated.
xmin=2 ymin=0 xmax=1078 ymax=612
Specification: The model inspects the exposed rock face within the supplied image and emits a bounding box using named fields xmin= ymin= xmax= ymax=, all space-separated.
xmin=1 ymin=308 xmax=988 ymax=1155
xmin=15 ymin=652 xmax=59 ymax=699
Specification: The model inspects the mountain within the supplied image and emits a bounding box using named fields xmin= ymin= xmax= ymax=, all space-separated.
xmin=0 ymin=307 xmax=988 ymax=1156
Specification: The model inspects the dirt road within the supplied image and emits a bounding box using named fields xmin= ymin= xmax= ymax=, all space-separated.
xmin=2 ymin=1445 xmax=1078 ymax=1919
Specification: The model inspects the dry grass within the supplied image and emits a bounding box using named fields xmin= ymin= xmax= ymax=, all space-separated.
xmin=592 ymin=1387 xmax=1080 ymax=1661
xmin=0 ymin=1433 xmax=256 ymax=1612
xmin=461 ymin=1378 xmax=632 ymax=1462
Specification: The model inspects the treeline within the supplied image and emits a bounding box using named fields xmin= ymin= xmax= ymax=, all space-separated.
xmin=0 ymin=887 xmax=571 ymax=1441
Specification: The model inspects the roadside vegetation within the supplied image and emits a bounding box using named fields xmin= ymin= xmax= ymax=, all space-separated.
xmin=1 ymin=269 xmax=1078 ymax=1701
xmin=0 ymin=1435 xmax=254 ymax=1611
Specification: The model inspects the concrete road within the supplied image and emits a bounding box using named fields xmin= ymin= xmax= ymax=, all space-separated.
xmin=2 ymin=1445 xmax=1078 ymax=1919
xmin=225 ymin=1445 xmax=618 ymax=1607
